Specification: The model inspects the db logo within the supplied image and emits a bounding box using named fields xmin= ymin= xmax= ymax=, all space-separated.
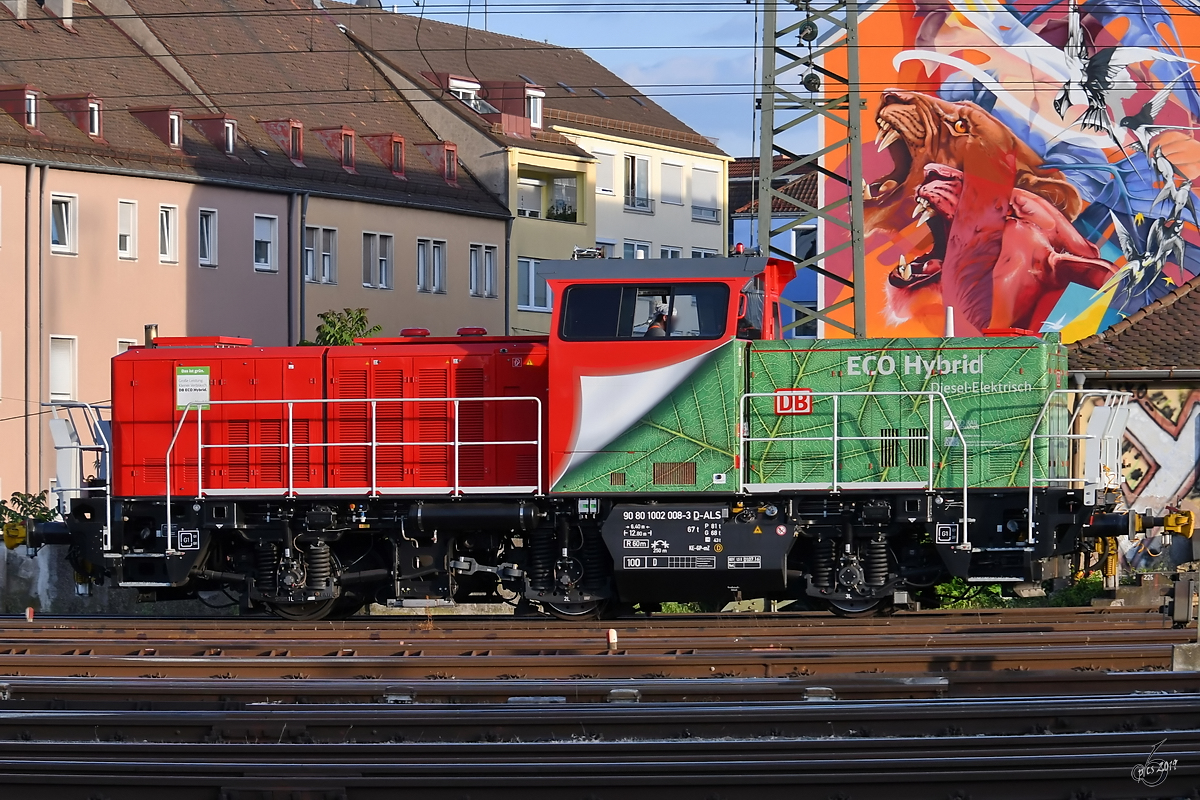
xmin=774 ymin=388 xmax=812 ymax=415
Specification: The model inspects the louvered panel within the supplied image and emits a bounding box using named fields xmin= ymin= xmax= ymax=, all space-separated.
xmin=259 ymin=419 xmax=283 ymax=484
xmin=333 ymin=369 xmax=369 ymax=485
xmin=292 ymin=419 xmax=311 ymax=479
xmin=228 ymin=420 xmax=251 ymax=484
xmin=417 ymin=368 xmax=449 ymax=484
xmin=456 ymin=368 xmax=486 ymax=482
xmin=376 ymin=369 xmax=405 ymax=483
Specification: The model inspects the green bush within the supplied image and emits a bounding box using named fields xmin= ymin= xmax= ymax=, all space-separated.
xmin=0 ymin=490 xmax=58 ymax=524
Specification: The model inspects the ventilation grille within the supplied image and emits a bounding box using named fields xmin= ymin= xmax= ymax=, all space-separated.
xmin=457 ymin=368 xmax=486 ymax=481
xmin=880 ymin=428 xmax=900 ymax=469
xmin=376 ymin=369 xmax=405 ymax=482
xmin=418 ymin=369 xmax=449 ymax=483
xmin=908 ymin=428 xmax=928 ymax=467
xmin=228 ymin=420 xmax=251 ymax=483
xmin=609 ymin=471 xmax=626 ymax=486
xmin=653 ymin=462 xmax=696 ymax=486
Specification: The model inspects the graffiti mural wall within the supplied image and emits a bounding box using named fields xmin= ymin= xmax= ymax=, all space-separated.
xmin=820 ymin=0 xmax=1200 ymax=341
xmin=1117 ymin=384 xmax=1200 ymax=568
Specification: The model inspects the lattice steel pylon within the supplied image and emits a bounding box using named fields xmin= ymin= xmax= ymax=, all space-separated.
xmin=757 ymin=0 xmax=866 ymax=337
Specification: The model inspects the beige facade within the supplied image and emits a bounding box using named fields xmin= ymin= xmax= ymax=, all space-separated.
xmin=553 ymin=129 xmax=729 ymax=261
xmin=508 ymin=149 xmax=596 ymax=335
xmin=301 ymin=197 xmax=506 ymax=338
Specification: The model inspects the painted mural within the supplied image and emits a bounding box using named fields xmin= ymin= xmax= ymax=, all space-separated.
xmin=822 ymin=0 xmax=1200 ymax=341
xmin=1117 ymin=385 xmax=1200 ymax=569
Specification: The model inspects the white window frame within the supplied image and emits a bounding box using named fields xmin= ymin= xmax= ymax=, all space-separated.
xmin=595 ymin=239 xmax=617 ymax=259
xmin=624 ymin=240 xmax=651 ymax=260
xmin=660 ymin=246 xmax=682 ymax=258
xmin=24 ymin=92 xmax=36 ymax=128
xmin=525 ymin=89 xmax=545 ymax=128
xmin=660 ymin=161 xmax=684 ymax=206
xmin=594 ymin=151 xmax=616 ymax=196
xmin=158 ymin=204 xmax=179 ymax=263
xmin=116 ymin=338 xmax=137 ymax=354
xmin=691 ymin=165 xmax=722 ymax=223
xmin=168 ymin=112 xmax=182 ymax=148
xmin=49 ymin=335 xmax=77 ymax=402
xmin=87 ymin=101 xmax=101 ymax=137
xmin=517 ymin=256 xmax=551 ymax=312
xmin=49 ymin=194 xmax=77 ymax=255
xmin=691 ymin=248 xmax=718 ymax=258
xmin=320 ymin=227 xmax=337 ymax=284
xmin=223 ymin=120 xmax=236 ymax=155
xmin=253 ymin=214 xmax=278 ymax=272
xmin=362 ymin=231 xmax=392 ymax=289
xmin=470 ymin=243 xmax=498 ymax=298
xmin=198 ymin=208 xmax=217 ymax=267
xmin=624 ymin=154 xmax=652 ymax=212
xmin=417 ymin=238 xmax=431 ymax=292
xmin=517 ymin=177 xmax=543 ymax=218
xmin=117 ymin=200 xmax=137 ymax=259
xmin=432 ymin=239 xmax=447 ymax=293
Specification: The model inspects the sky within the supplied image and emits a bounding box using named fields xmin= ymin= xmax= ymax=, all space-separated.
xmin=406 ymin=0 xmax=762 ymax=157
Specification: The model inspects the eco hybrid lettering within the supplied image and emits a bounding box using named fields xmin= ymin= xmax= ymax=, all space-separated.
xmin=847 ymin=352 xmax=985 ymax=377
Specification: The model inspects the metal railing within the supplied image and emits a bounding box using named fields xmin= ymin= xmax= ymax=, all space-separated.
xmin=43 ymin=401 xmax=113 ymax=551
xmin=164 ymin=395 xmax=542 ymax=553
xmin=1025 ymin=389 xmax=1132 ymax=541
xmin=739 ymin=390 xmax=970 ymax=544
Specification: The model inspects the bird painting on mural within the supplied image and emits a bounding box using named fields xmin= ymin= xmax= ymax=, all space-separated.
xmin=1054 ymin=0 xmax=1194 ymax=140
xmin=1099 ymin=212 xmax=1163 ymax=297
xmin=1118 ymin=71 xmax=1196 ymax=154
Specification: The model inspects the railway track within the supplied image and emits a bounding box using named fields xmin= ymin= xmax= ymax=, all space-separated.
xmin=0 ymin=607 xmax=1195 ymax=798
xmin=0 ymin=607 xmax=1188 ymax=678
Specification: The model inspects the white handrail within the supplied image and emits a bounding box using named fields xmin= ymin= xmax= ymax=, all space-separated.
xmin=1024 ymin=389 xmax=1133 ymax=542
xmin=739 ymin=390 xmax=971 ymax=547
xmin=42 ymin=401 xmax=113 ymax=551
xmin=163 ymin=395 xmax=544 ymax=548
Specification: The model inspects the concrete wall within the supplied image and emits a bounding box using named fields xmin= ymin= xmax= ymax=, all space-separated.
xmin=302 ymin=197 xmax=506 ymax=338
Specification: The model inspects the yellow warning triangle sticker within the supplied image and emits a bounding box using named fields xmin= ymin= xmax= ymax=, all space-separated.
xmin=525 ymin=358 xmax=534 ymax=366
xmin=753 ymin=525 xmax=762 ymax=534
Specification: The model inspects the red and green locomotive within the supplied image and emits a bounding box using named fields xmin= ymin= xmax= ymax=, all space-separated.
xmin=33 ymin=258 xmax=1175 ymax=618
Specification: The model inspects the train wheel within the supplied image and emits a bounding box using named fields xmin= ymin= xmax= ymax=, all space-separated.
xmin=268 ymin=598 xmax=338 ymax=621
xmin=543 ymin=599 xmax=607 ymax=620
xmin=825 ymin=597 xmax=885 ymax=618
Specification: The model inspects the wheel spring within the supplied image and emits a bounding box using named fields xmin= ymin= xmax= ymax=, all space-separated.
xmin=865 ymin=536 xmax=888 ymax=587
xmin=580 ymin=528 xmax=608 ymax=591
xmin=528 ymin=531 xmax=555 ymax=591
xmin=255 ymin=543 xmax=279 ymax=595
xmin=306 ymin=542 xmax=332 ymax=590
xmin=812 ymin=539 xmax=836 ymax=587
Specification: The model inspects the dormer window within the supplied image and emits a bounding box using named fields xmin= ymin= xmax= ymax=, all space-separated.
xmin=223 ymin=120 xmax=236 ymax=154
xmin=444 ymin=143 xmax=457 ymax=183
xmin=290 ymin=124 xmax=302 ymax=160
xmin=168 ymin=113 xmax=181 ymax=148
xmin=87 ymin=101 xmax=101 ymax=137
xmin=341 ymin=131 xmax=355 ymax=169
xmin=525 ymin=88 xmax=545 ymax=129
xmin=392 ymin=138 xmax=404 ymax=177
xmin=23 ymin=92 xmax=36 ymax=128
xmin=448 ymin=78 xmax=499 ymax=114
xmin=361 ymin=133 xmax=405 ymax=179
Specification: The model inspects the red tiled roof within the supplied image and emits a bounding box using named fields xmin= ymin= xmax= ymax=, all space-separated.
xmin=733 ymin=172 xmax=818 ymax=215
xmin=1069 ymin=273 xmax=1200 ymax=371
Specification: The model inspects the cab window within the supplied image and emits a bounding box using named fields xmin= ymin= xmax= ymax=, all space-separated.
xmin=559 ymin=283 xmax=730 ymax=341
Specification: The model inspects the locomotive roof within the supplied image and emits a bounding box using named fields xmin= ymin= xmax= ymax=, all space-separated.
xmin=537 ymin=257 xmax=771 ymax=281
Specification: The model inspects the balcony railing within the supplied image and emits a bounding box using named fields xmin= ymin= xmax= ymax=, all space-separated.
xmin=624 ymin=195 xmax=654 ymax=214
xmin=692 ymin=205 xmax=720 ymax=222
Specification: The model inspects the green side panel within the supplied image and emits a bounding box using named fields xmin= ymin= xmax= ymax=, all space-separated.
xmin=554 ymin=341 xmax=744 ymax=493
xmin=747 ymin=336 xmax=1060 ymax=489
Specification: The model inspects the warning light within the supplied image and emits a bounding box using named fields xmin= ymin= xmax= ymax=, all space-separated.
xmin=400 ymin=328 xmax=429 ymax=337
xmin=457 ymin=327 xmax=487 ymax=336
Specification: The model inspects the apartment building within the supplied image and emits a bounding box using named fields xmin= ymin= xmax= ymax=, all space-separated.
xmin=0 ymin=0 xmax=508 ymax=509
xmin=330 ymin=4 xmax=729 ymax=334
